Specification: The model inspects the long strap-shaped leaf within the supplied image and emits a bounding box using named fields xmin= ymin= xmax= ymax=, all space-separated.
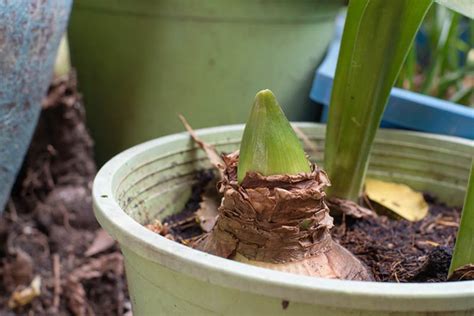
xmin=324 ymin=0 xmax=433 ymax=201
xmin=449 ymin=159 xmax=474 ymax=277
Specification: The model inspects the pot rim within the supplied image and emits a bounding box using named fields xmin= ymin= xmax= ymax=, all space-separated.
xmin=93 ymin=123 xmax=474 ymax=312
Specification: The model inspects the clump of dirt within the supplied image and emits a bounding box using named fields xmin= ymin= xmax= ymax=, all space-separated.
xmin=0 ymin=73 xmax=130 ymax=315
xmin=159 ymin=171 xmax=461 ymax=283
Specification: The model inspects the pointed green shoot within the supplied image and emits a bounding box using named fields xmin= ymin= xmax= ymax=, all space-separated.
xmin=449 ymin=159 xmax=474 ymax=277
xmin=324 ymin=0 xmax=433 ymax=201
xmin=238 ymin=89 xmax=310 ymax=183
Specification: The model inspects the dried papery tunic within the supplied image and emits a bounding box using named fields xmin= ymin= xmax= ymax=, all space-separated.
xmin=194 ymin=153 xmax=372 ymax=281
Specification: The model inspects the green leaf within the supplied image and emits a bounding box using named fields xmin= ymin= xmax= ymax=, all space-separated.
xmin=437 ymin=68 xmax=471 ymax=98
xmin=421 ymin=7 xmax=458 ymax=94
xmin=53 ymin=35 xmax=71 ymax=78
xmin=449 ymin=85 xmax=474 ymax=104
xmin=238 ymin=89 xmax=310 ymax=183
xmin=324 ymin=0 xmax=433 ymax=201
xmin=435 ymin=0 xmax=474 ymax=18
xmin=449 ymin=159 xmax=474 ymax=276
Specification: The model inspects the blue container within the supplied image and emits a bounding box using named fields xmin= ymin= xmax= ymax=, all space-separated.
xmin=0 ymin=1 xmax=72 ymax=212
xmin=310 ymin=14 xmax=474 ymax=139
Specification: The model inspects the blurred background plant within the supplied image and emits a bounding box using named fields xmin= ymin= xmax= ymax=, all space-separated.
xmin=396 ymin=4 xmax=473 ymax=107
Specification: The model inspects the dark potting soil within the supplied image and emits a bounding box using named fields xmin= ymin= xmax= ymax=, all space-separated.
xmin=162 ymin=170 xmax=215 ymax=242
xmin=0 ymin=73 xmax=130 ymax=316
xmin=160 ymin=170 xmax=461 ymax=283
xmin=332 ymin=192 xmax=460 ymax=282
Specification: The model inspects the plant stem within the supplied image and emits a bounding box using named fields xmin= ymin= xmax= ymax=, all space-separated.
xmin=324 ymin=0 xmax=433 ymax=201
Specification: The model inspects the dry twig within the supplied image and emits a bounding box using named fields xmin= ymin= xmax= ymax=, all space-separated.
xmin=52 ymin=254 xmax=61 ymax=312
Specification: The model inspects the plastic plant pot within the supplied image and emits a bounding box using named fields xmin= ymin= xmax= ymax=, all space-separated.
xmin=310 ymin=14 xmax=474 ymax=139
xmin=93 ymin=123 xmax=474 ymax=316
xmin=0 ymin=0 xmax=72 ymax=212
xmin=68 ymin=0 xmax=344 ymax=164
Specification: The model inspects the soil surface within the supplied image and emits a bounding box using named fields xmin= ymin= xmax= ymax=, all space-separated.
xmin=160 ymin=171 xmax=461 ymax=283
xmin=0 ymin=73 xmax=130 ymax=315
xmin=332 ymin=193 xmax=460 ymax=282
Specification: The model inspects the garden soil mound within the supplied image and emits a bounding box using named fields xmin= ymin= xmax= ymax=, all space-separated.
xmin=0 ymin=73 xmax=130 ymax=316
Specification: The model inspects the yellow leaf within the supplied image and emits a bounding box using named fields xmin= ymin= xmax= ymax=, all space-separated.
xmin=8 ymin=275 xmax=41 ymax=309
xmin=365 ymin=178 xmax=428 ymax=221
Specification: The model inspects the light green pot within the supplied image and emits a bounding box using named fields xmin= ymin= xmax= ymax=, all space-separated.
xmin=93 ymin=123 xmax=474 ymax=316
xmin=68 ymin=0 xmax=342 ymax=164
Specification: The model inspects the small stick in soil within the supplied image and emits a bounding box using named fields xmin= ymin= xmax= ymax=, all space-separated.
xmin=435 ymin=219 xmax=459 ymax=227
xmin=394 ymin=271 xmax=400 ymax=283
xmin=167 ymin=216 xmax=195 ymax=229
xmin=340 ymin=213 xmax=347 ymax=235
xmin=362 ymin=193 xmax=376 ymax=213
xmin=116 ymin=276 xmax=124 ymax=316
xmin=7 ymin=199 xmax=18 ymax=222
xmin=178 ymin=114 xmax=224 ymax=178
xmin=58 ymin=204 xmax=72 ymax=231
xmin=44 ymin=161 xmax=55 ymax=189
xmin=52 ymin=254 xmax=61 ymax=312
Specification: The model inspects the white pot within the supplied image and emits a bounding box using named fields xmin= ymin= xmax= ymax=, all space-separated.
xmin=93 ymin=123 xmax=474 ymax=315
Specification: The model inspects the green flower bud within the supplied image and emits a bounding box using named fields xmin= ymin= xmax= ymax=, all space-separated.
xmin=238 ymin=89 xmax=311 ymax=183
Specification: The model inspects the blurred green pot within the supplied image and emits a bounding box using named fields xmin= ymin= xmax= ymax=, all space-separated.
xmin=68 ymin=0 xmax=342 ymax=164
xmin=93 ymin=123 xmax=474 ymax=316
